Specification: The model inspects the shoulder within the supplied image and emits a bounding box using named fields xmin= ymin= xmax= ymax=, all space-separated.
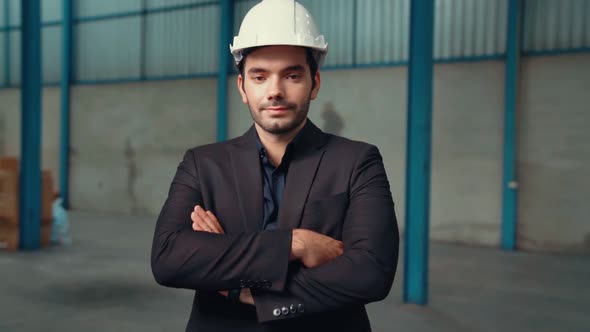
xmin=324 ymin=133 xmax=382 ymax=158
xmin=185 ymin=135 xmax=246 ymax=157
xmin=187 ymin=139 xmax=232 ymax=154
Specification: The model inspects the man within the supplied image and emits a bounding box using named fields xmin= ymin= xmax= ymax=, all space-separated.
xmin=151 ymin=0 xmax=399 ymax=331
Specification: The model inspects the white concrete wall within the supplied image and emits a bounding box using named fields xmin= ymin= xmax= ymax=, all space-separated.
xmin=431 ymin=61 xmax=504 ymax=246
xmin=518 ymin=54 xmax=590 ymax=254
xmin=70 ymin=79 xmax=217 ymax=215
xmin=1 ymin=54 xmax=589 ymax=254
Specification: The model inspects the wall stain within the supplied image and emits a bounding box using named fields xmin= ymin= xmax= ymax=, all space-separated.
xmin=321 ymin=102 xmax=344 ymax=136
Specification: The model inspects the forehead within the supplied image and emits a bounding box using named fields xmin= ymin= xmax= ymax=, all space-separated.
xmin=243 ymin=46 xmax=308 ymax=71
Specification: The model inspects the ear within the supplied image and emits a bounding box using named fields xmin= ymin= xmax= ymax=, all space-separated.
xmin=310 ymin=71 xmax=321 ymax=100
xmin=237 ymin=74 xmax=248 ymax=104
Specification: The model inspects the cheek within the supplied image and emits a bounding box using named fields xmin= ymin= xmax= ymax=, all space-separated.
xmin=244 ymin=85 xmax=266 ymax=104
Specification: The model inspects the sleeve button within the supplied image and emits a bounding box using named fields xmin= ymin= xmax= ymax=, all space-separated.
xmin=289 ymin=304 xmax=297 ymax=314
xmin=281 ymin=307 xmax=289 ymax=315
xmin=297 ymin=303 xmax=305 ymax=313
xmin=273 ymin=308 xmax=281 ymax=317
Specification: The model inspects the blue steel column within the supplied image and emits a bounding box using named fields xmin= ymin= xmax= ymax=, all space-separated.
xmin=3 ymin=0 xmax=10 ymax=86
xmin=60 ymin=0 xmax=73 ymax=208
xmin=19 ymin=0 xmax=43 ymax=250
xmin=216 ymin=0 xmax=233 ymax=142
xmin=403 ymin=0 xmax=434 ymax=305
xmin=501 ymin=0 xmax=523 ymax=251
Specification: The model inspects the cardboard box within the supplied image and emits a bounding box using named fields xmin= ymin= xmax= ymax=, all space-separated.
xmin=41 ymin=222 xmax=52 ymax=247
xmin=0 ymin=221 xmax=18 ymax=251
xmin=0 ymin=170 xmax=19 ymax=223
xmin=0 ymin=165 xmax=55 ymax=226
xmin=0 ymin=157 xmax=19 ymax=173
xmin=42 ymin=171 xmax=54 ymax=222
xmin=0 ymin=220 xmax=53 ymax=251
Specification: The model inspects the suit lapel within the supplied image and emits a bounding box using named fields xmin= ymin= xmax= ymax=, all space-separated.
xmin=228 ymin=127 xmax=264 ymax=232
xmin=277 ymin=121 xmax=329 ymax=230
xmin=228 ymin=120 xmax=329 ymax=232
xmin=277 ymin=149 xmax=325 ymax=230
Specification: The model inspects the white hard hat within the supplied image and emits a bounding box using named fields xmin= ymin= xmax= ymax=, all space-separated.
xmin=230 ymin=0 xmax=328 ymax=67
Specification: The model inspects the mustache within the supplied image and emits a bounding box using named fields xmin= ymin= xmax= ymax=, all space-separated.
xmin=259 ymin=101 xmax=297 ymax=109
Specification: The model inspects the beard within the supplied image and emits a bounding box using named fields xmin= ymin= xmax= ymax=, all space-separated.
xmin=247 ymin=95 xmax=311 ymax=135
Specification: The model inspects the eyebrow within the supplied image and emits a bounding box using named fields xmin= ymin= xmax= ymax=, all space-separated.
xmin=247 ymin=67 xmax=268 ymax=75
xmin=282 ymin=65 xmax=306 ymax=73
xmin=247 ymin=65 xmax=306 ymax=75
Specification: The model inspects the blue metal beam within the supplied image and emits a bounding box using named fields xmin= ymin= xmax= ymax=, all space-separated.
xmin=1 ymin=20 xmax=62 ymax=30
xmin=19 ymin=0 xmax=43 ymax=250
xmin=3 ymin=0 xmax=10 ymax=86
xmin=501 ymin=0 xmax=523 ymax=251
xmin=403 ymin=0 xmax=434 ymax=305
xmin=522 ymin=47 xmax=590 ymax=57
xmin=216 ymin=0 xmax=233 ymax=142
xmin=60 ymin=0 xmax=73 ymax=208
xmin=74 ymin=1 xmax=219 ymax=24
xmin=74 ymin=72 xmax=217 ymax=85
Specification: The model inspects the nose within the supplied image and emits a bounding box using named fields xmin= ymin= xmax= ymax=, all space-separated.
xmin=266 ymin=76 xmax=284 ymax=101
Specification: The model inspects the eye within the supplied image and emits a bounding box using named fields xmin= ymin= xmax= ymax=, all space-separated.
xmin=252 ymin=76 xmax=265 ymax=81
xmin=287 ymin=74 xmax=301 ymax=80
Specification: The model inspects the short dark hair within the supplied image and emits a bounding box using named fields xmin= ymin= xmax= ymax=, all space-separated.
xmin=237 ymin=47 xmax=319 ymax=89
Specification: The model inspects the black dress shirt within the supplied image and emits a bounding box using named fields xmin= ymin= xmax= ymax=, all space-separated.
xmin=255 ymin=131 xmax=301 ymax=230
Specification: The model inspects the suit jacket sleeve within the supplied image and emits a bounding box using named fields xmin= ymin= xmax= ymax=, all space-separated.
xmin=151 ymin=149 xmax=292 ymax=292
xmin=252 ymin=145 xmax=400 ymax=322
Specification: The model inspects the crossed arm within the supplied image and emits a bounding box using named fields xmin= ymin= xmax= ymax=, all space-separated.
xmin=190 ymin=205 xmax=344 ymax=305
xmin=151 ymin=146 xmax=399 ymax=322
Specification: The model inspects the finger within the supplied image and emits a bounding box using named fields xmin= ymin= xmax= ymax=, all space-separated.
xmin=195 ymin=205 xmax=221 ymax=230
xmin=197 ymin=219 xmax=215 ymax=233
xmin=193 ymin=209 xmax=217 ymax=233
xmin=191 ymin=212 xmax=214 ymax=232
xmin=192 ymin=221 xmax=203 ymax=232
xmin=206 ymin=211 xmax=225 ymax=234
xmin=196 ymin=206 xmax=222 ymax=234
xmin=192 ymin=212 xmax=215 ymax=233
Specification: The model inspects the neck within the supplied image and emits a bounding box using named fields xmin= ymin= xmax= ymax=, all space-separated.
xmin=255 ymin=119 xmax=306 ymax=166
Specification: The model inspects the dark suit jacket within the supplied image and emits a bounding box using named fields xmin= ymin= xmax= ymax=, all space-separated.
xmin=151 ymin=120 xmax=399 ymax=332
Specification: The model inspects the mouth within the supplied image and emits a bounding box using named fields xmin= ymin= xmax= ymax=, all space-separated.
xmin=264 ymin=107 xmax=289 ymax=111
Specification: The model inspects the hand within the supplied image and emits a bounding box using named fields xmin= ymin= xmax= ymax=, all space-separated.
xmin=216 ymin=288 xmax=255 ymax=306
xmin=239 ymin=288 xmax=255 ymax=306
xmin=191 ymin=205 xmax=224 ymax=234
xmin=190 ymin=206 xmax=228 ymax=297
xmin=290 ymin=229 xmax=343 ymax=268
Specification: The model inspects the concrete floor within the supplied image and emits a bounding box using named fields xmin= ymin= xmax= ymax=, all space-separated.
xmin=0 ymin=211 xmax=588 ymax=332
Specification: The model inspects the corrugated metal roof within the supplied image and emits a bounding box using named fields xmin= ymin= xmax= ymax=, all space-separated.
xmin=0 ymin=33 xmax=5 ymax=84
xmin=2 ymin=0 xmax=590 ymax=86
xmin=147 ymin=0 xmax=215 ymax=10
xmin=76 ymin=0 xmax=142 ymax=18
xmin=43 ymin=25 xmax=61 ymax=82
xmin=434 ymin=0 xmax=507 ymax=59
xmin=523 ymin=0 xmax=590 ymax=52
xmin=144 ymin=6 xmax=219 ymax=77
xmin=76 ymin=17 xmax=142 ymax=80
